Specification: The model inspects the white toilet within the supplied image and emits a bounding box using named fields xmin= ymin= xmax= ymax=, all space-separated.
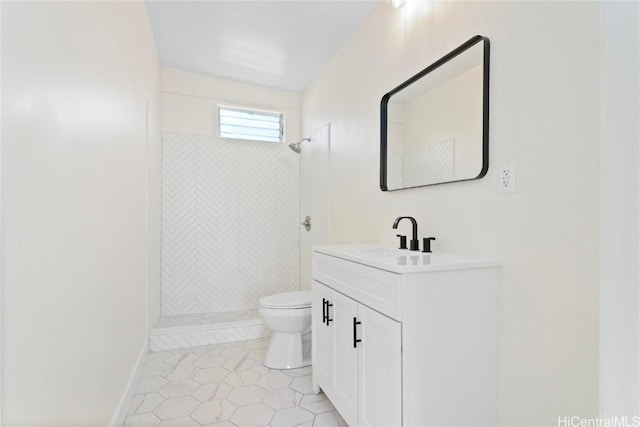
xmin=258 ymin=290 xmax=312 ymax=369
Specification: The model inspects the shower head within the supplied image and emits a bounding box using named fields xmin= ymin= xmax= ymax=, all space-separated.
xmin=288 ymin=138 xmax=311 ymax=153
xmin=288 ymin=141 xmax=302 ymax=153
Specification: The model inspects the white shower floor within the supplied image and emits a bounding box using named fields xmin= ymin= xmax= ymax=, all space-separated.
xmin=158 ymin=309 xmax=261 ymax=328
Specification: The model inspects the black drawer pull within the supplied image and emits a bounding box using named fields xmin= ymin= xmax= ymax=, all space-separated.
xmin=326 ymin=301 xmax=333 ymax=325
xmin=353 ymin=317 xmax=362 ymax=348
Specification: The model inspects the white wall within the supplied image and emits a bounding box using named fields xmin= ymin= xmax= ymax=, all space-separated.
xmin=160 ymin=67 xmax=301 ymax=138
xmin=600 ymin=0 xmax=640 ymax=418
xmin=159 ymin=68 xmax=302 ymax=315
xmin=1 ymin=2 xmax=159 ymax=425
xmin=303 ymin=1 xmax=600 ymax=425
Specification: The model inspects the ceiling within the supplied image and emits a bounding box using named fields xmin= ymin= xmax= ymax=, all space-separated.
xmin=145 ymin=1 xmax=378 ymax=92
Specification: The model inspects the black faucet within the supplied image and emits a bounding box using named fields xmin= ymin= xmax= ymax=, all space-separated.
xmin=393 ymin=216 xmax=419 ymax=251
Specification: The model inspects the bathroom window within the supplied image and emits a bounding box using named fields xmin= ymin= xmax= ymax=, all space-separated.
xmin=218 ymin=106 xmax=283 ymax=143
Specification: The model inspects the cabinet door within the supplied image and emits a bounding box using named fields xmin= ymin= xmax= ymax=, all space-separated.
xmin=312 ymin=281 xmax=333 ymax=393
xmin=357 ymin=304 xmax=402 ymax=427
xmin=330 ymin=289 xmax=359 ymax=426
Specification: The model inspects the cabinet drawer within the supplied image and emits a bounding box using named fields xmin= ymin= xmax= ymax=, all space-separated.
xmin=313 ymin=252 xmax=401 ymax=319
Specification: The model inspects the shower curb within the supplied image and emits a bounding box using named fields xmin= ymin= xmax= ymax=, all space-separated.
xmin=149 ymin=318 xmax=269 ymax=352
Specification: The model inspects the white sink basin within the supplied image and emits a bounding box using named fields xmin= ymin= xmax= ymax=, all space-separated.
xmin=340 ymin=247 xmax=409 ymax=258
xmin=313 ymin=244 xmax=501 ymax=274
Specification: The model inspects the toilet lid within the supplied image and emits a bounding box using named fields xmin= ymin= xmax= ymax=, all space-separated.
xmin=259 ymin=291 xmax=312 ymax=309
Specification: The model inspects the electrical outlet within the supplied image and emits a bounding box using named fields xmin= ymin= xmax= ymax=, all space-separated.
xmin=499 ymin=163 xmax=516 ymax=193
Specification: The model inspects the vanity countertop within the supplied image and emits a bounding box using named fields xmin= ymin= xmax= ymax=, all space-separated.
xmin=313 ymin=244 xmax=501 ymax=274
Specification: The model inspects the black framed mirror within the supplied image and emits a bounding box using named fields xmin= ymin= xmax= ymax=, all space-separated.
xmin=380 ymin=35 xmax=490 ymax=191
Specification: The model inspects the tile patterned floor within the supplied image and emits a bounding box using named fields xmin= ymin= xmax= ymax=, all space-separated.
xmin=125 ymin=338 xmax=347 ymax=427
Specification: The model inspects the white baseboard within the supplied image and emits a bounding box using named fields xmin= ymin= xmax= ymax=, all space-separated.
xmin=110 ymin=339 xmax=149 ymax=427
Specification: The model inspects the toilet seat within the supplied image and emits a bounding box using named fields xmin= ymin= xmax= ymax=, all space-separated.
xmin=259 ymin=291 xmax=311 ymax=309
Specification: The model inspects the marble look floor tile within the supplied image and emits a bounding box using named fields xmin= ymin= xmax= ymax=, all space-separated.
xmin=166 ymin=365 xmax=198 ymax=382
xmin=202 ymin=421 xmax=235 ymax=427
xmin=129 ymin=338 xmax=341 ymax=427
xmin=247 ymin=348 xmax=268 ymax=361
xmin=247 ymin=339 xmax=270 ymax=350
xmin=158 ymin=379 xmax=200 ymax=398
xmin=166 ymin=353 xmax=199 ymax=367
xmin=300 ymin=393 xmax=333 ymax=414
xmin=146 ymin=351 xmax=173 ymax=365
xmin=190 ymin=399 xmax=236 ymax=424
xmin=192 ymin=382 xmax=233 ymax=402
xmin=312 ymin=411 xmax=348 ymax=427
xmin=282 ymin=366 xmax=312 ymax=378
xmin=170 ymin=346 xmax=199 ymax=355
xmin=222 ymin=356 xmax=254 ymax=371
xmin=230 ymin=402 xmax=275 ymax=427
xmin=251 ymin=362 xmax=276 ymax=375
xmin=124 ymin=412 xmax=162 ymax=427
xmin=142 ymin=363 xmax=171 ymax=378
xmin=224 ymin=369 xmax=260 ymax=387
xmin=194 ymin=344 xmax=225 ymax=356
xmin=193 ymin=367 xmax=230 ymax=384
xmin=194 ymin=353 xmax=227 ymax=369
xmin=221 ymin=346 xmax=250 ymax=358
xmin=289 ymin=376 xmax=313 ymax=394
xmin=153 ymin=396 xmax=200 ymax=421
xmin=226 ymin=384 xmax=267 ymax=405
xmin=270 ymin=407 xmax=315 ymax=427
xmin=256 ymin=372 xmax=292 ymax=391
xmin=129 ymin=393 xmax=165 ymax=415
xmin=158 ymin=416 xmax=200 ymax=427
xmin=136 ymin=376 xmax=169 ymax=395
xmin=262 ymin=388 xmax=303 ymax=410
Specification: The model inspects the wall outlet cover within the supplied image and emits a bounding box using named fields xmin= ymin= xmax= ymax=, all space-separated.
xmin=499 ymin=163 xmax=516 ymax=193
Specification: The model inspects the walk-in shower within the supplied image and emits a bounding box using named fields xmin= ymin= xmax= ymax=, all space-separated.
xmin=157 ymin=131 xmax=300 ymax=351
xmin=288 ymin=137 xmax=312 ymax=153
xmin=155 ymin=125 xmax=329 ymax=353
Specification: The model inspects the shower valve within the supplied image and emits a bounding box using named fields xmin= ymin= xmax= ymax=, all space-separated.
xmin=301 ymin=216 xmax=311 ymax=232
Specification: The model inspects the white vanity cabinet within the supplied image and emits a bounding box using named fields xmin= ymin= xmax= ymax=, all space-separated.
xmin=312 ymin=281 xmax=401 ymax=426
xmin=311 ymin=246 xmax=500 ymax=427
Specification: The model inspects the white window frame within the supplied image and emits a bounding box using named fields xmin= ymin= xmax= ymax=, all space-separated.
xmin=217 ymin=104 xmax=285 ymax=143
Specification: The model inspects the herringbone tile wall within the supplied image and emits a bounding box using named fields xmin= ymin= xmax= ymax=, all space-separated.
xmin=161 ymin=132 xmax=300 ymax=315
xmin=387 ymin=139 xmax=455 ymax=188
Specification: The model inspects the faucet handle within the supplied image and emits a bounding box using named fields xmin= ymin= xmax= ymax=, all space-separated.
xmin=422 ymin=237 xmax=436 ymax=253
xmin=396 ymin=234 xmax=407 ymax=250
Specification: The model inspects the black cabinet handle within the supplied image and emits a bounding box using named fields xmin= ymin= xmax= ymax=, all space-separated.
xmin=326 ymin=302 xmax=333 ymax=325
xmin=322 ymin=298 xmax=327 ymax=324
xmin=353 ymin=317 xmax=362 ymax=348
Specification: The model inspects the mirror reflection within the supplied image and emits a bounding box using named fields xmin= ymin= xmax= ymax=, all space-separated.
xmin=381 ymin=36 xmax=489 ymax=191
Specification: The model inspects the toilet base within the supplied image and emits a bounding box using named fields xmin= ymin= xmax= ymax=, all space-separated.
xmin=264 ymin=330 xmax=311 ymax=369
